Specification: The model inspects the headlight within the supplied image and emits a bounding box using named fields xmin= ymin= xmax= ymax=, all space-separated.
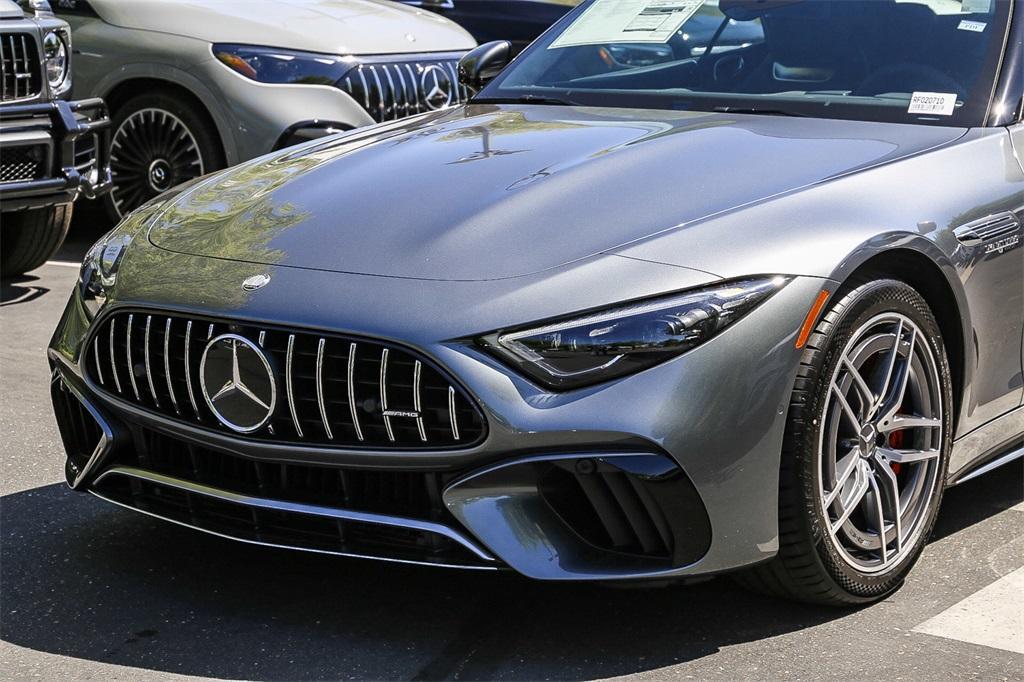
xmin=483 ymin=277 xmax=790 ymax=390
xmin=79 ymin=231 xmax=132 ymax=318
xmin=213 ymin=44 xmax=354 ymax=85
xmin=42 ymin=30 xmax=69 ymax=91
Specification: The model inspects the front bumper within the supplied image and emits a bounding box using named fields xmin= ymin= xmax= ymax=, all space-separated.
xmin=47 ymin=261 xmax=831 ymax=581
xmin=0 ymin=98 xmax=112 ymax=211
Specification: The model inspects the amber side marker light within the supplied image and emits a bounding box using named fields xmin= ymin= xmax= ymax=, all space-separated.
xmin=796 ymin=290 xmax=831 ymax=349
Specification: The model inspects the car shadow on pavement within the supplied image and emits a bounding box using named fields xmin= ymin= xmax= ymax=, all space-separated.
xmin=1 ymin=459 xmax=1020 ymax=681
xmin=0 ymin=275 xmax=49 ymax=307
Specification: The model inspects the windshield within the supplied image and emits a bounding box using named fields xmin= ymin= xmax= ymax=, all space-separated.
xmin=477 ymin=0 xmax=1013 ymax=126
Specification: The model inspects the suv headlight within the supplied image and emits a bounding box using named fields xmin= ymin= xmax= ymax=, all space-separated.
xmin=42 ymin=30 xmax=69 ymax=92
xmin=79 ymin=231 xmax=132 ymax=318
xmin=213 ymin=44 xmax=354 ymax=85
xmin=483 ymin=277 xmax=790 ymax=390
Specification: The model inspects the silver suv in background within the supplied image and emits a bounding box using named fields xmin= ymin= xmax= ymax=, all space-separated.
xmin=53 ymin=0 xmax=476 ymax=220
xmin=0 ymin=0 xmax=110 ymax=277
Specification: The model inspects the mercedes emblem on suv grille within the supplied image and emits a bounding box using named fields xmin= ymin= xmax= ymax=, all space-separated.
xmin=200 ymin=334 xmax=277 ymax=433
xmin=420 ymin=64 xmax=454 ymax=111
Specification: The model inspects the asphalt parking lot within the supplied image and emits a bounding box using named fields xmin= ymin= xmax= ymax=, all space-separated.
xmin=1 ymin=205 xmax=1022 ymax=681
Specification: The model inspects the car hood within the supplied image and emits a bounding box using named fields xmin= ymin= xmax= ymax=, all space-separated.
xmin=90 ymin=0 xmax=475 ymax=55
xmin=148 ymin=104 xmax=966 ymax=281
xmin=0 ymin=0 xmax=24 ymax=20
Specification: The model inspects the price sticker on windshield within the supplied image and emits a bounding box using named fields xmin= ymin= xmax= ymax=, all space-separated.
xmin=908 ymin=92 xmax=958 ymax=116
xmin=549 ymin=0 xmax=704 ymax=49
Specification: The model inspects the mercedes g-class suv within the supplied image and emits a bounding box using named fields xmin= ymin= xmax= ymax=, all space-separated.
xmin=0 ymin=0 xmax=110 ymax=277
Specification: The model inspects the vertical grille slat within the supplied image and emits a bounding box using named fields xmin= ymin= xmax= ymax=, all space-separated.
xmin=1 ymin=32 xmax=41 ymax=102
xmin=448 ymin=386 xmax=460 ymax=441
xmin=316 ymin=338 xmax=333 ymax=440
xmin=93 ymin=338 xmax=105 ymax=386
xmin=125 ymin=314 xmax=141 ymax=401
xmin=348 ymin=342 xmax=364 ymax=442
xmin=413 ymin=361 xmax=427 ymax=443
xmin=184 ymin=320 xmax=201 ymax=419
xmin=163 ymin=318 xmax=180 ymax=415
xmin=143 ymin=316 xmax=161 ymax=408
xmin=286 ymin=334 xmax=304 ymax=438
xmin=108 ymin=319 xmax=123 ymax=394
xmin=85 ymin=311 xmax=486 ymax=449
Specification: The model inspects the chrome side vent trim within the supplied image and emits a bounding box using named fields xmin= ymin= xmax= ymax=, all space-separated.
xmin=954 ymin=211 xmax=1022 ymax=247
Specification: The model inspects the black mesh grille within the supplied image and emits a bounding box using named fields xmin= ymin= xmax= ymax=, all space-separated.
xmin=338 ymin=57 xmax=469 ymax=122
xmin=1 ymin=32 xmax=42 ymax=102
xmin=0 ymin=145 xmax=46 ymax=183
xmin=124 ymin=428 xmax=452 ymax=520
xmin=84 ymin=311 xmax=486 ymax=449
xmin=91 ymin=427 xmax=486 ymax=566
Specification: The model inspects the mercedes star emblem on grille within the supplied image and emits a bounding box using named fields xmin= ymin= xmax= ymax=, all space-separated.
xmin=420 ymin=64 xmax=454 ymax=111
xmin=199 ymin=334 xmax=277 ymax=433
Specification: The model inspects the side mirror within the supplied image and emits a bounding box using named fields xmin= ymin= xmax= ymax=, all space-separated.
xmin=458 ymin=41 xmax=512 ymax=94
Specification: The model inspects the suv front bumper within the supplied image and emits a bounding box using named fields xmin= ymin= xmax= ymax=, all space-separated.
xmin=0 ymin=97 xmax=112 ymax=211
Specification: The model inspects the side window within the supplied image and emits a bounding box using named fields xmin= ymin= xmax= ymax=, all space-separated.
xmin=51 ymin=0 xmax=100 ymax=18
xmin=687 ymin=16 xmax=764 ymax=58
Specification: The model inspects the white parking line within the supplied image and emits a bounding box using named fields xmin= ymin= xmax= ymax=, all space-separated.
xmin=44 ymin=260 xmax=82 ymax=268
xmin=914 ymin=566 xmax=1024 ymax=655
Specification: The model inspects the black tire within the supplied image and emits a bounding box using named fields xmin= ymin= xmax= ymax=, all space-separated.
xmin=736 ymin=279 xmax=953 ymax=606
xmin=1 ymin=205 xmax=72 ymax=278
xmin=103 ymin=91 xmax=224 ymax=222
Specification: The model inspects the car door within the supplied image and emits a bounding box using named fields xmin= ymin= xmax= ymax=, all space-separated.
xmin=1011 ymin=120 xmax=1024 ymax=409
xmin=953 ymin=122 xmax=1024 ymax=433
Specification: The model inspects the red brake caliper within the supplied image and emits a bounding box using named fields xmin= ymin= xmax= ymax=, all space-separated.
xmin=888 ymin=429 xmax=904 ymax=474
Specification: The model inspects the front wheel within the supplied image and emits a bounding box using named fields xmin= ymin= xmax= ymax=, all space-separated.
xmin=104 ymin=92 xmax=224 ymax=222
xmin=1 ymin=204 xmax=72 ymax=278
xmin=737 ymin=279 xmax=952 ymax=605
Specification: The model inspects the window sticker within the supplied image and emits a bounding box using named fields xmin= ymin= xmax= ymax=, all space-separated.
xmin=961 ymin=0 xmax=992 ymax=13
xmin=957 ymin=19 xmax=986 ymax=31
xmin=549 ymin=0 xmax=704 ymax=49
xmin=908 ymin=92 xmax=957 ymax=116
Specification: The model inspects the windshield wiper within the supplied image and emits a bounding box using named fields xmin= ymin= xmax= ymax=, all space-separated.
xmin=712 ymin=105 xmax=808 ymax=118
xmin=472 ymin=95 xmax=580 ymax=106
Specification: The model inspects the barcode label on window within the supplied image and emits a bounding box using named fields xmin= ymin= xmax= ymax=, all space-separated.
xmin=908 ymin=92 xmax=957 ymax=116
xmin=958 ymin=20 xmax=986 ymax=32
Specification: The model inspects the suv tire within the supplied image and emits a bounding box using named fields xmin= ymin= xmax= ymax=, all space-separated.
xmin=1 ymin=205 xmax=72 ymax=278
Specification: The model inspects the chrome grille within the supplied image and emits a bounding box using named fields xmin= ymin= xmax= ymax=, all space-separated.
xmin=1 ymin=32 xmax=42 ymax=102
xmin=0 ymin=145 xmax=45 ymax=183
xmin=338 ymin=57 xmax=469 ymax=122
xmin=85 ymin=311 xmax=487 ymax=449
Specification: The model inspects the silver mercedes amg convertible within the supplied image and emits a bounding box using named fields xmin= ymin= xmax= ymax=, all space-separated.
xmin=50 ymin=0 xmax=1023 ymax=605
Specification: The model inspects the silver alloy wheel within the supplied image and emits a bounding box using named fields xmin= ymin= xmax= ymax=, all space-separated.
xmin=817 ymin=312 xmax=943 ymax=574
xmin=109 ymin=108 xmax=205 ymax=218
